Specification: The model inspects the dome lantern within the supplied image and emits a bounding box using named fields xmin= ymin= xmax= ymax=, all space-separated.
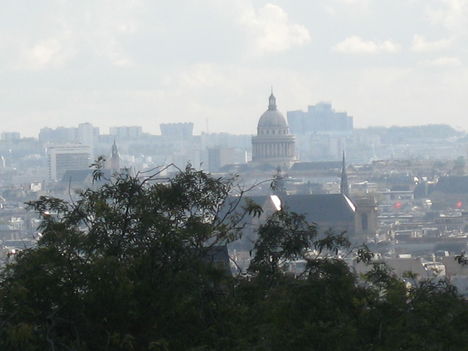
xmin=268 ymin=93 xmax=277 ymax=111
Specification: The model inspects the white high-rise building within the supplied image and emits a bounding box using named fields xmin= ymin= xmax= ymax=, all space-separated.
xmin=77 ymin=123 xmax=99 ymax=156
xmin=109 ymin=126 xmax=142 ymax=139
xmin=47 ymin=145 xmax=92 ymax=181
xmin=1 ymin=132 xmax=20 ymax=141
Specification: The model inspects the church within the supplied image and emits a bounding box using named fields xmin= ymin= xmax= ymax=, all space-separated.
xmin=251 ymin=92 xmax=296 ymax=168
xmin=246 ymin=92 xmax=377 ymax=243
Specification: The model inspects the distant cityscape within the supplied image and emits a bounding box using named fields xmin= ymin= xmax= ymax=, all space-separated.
xmin=0 ymin=96 xmax=463 ymax=181
xmin=1 ymin=93 xmax=468 ymax=295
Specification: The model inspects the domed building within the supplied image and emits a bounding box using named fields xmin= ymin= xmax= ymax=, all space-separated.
xmin=251 ymin=93 xmax=296 ymax=168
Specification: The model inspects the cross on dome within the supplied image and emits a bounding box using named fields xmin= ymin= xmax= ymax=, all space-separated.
xmin=268 ymin=91 xmax=277 ymax=111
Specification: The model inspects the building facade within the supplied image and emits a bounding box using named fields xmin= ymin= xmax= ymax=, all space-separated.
xmin=251 ymin=93 xmax=295 ymax=168
xmin=47 ymin=145 xmax=92 ymax=181
xmin=109 ymin=126 xmax=142 ymax=139
xmin=287 ymin=102 xmax=353 ymax=135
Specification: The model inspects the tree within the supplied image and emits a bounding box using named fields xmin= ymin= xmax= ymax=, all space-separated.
xmin=0 ymin=164 xmax=250 ymax=350
xmin=0 ymin=164 xmax=466 ymax=350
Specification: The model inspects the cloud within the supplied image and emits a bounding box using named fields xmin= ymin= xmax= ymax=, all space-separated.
xmin=333 ymin=36 xmax=400 ymax=54
xmin=426 ymin=0 xmax=468 ymax=34
xmin=419 ymin=56 xmax=462 ymax=67
xmin=324 ymin=0 xmax=371 ymax=16
xmin=241 ymin=4 xmax=311 ymax=55
xmin=411 ymin=34 xmax=453 ymax=52
xmin=3 ymin=0 xmax=468 ymax=136
xmin=338 ymin=0 xmax=369 ymax=5
xmin=19 ymin=39 xmax=68 ymax=70
xmin=0 ymin=1 xmax=312 ymax=73
xmin=0 ymin=0 xmax=139 ymax=71
xmin=14 ymin=33 xmax=79 ymax=71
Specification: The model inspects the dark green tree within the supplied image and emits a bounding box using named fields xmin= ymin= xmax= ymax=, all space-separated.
xmin=0 ymin=165 xmax=251 ymax=350
xmin=0 ymin=164 xmax=466 ymax=351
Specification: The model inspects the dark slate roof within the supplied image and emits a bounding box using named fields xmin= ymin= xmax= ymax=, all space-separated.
xmin=290 ymin=161 xmax=342 ymax=172
xmin=434 ymin=176 xmax=468 ymax=194
xmin=217 ymin=195 xmax=269 ymax=225
xmin=280 ymin=194 xmax=355 ymax=223
xmin=203 ymin=245 xmax=231 ymax=275
xmin=204 ymin=246 xmax=230 ymax=265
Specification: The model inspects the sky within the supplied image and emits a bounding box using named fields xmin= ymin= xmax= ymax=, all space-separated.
xmin=1 ymin=0 xmax=468 ymax=136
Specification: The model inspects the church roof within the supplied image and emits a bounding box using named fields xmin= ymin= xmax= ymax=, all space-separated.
xmin=280 ymin=194 xmax=356 ymax=224
xmin=217 ymin=195 xmax=271 ymax=226
xmin=203 ymin=246 xmax=231 ymax=275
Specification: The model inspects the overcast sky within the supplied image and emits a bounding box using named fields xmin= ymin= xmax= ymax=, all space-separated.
xmin=1 ymin=0 xmax=468 ymax=136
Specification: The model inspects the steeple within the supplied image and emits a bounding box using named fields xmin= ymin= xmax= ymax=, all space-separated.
xmin=268 ymin=89 xmax=277 ymax=111
xmin=111 ymin=140 xmax=120 ymax=171
xmin=112 ymin=140 xmax=118 ymax=156
xmin=340 ymin=151 xmax=349 ymax=197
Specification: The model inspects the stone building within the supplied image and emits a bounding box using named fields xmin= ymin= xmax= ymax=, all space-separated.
xmin=251 ymin=93 xmax=295 ymax=168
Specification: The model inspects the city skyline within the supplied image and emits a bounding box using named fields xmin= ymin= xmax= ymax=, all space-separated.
xmin=1 ymin=2 xmax=468 ymax=346
xmin=1 ymin=0 xmax=468 ymax=136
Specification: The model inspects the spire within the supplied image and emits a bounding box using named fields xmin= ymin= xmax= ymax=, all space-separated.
xmin=340 ymin=151 xmax=349 ymax=197
xmin=112 ymin=139 xmax=119 ymax=157
xmin=111 ymin=140 xmax=120 ymax=171
xmin=268 ymin=89 xmax=277 ymax=111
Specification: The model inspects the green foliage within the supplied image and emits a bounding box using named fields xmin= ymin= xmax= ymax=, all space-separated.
xmin=0 ymin=165 xmax=466 ymax=350
xmin=248 ymin=210 xmax=317 ymax=279
xmin=455 ymin=252 xmax=468 ymax=265
xmin=356 ymin=244 xmax=374 ymax=264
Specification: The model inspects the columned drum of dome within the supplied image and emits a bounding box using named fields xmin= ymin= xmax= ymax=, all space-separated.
xmin=252 ymin=93 xmax=296 ymax=168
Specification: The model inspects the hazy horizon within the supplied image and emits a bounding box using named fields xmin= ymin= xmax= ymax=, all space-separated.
xmin=1 ymin=0 xmax=468 ymax=137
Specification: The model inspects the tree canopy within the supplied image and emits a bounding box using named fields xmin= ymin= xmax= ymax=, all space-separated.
xmin=0 ymin=165 xmax=466 ymax=350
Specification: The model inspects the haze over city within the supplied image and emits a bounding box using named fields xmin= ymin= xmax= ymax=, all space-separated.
xmin=1 ymin=0 xmax=468 ymax=136
xmin=1 ymin=1 xmax=468 ymax=349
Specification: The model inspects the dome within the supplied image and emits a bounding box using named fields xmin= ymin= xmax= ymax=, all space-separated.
xmin=251 ymin=92 xmax=296 ymax=167
xmin=257 ymin=93 xmax=288 ymax=130
xmin=258 ymin=110 xmax=288 ymax=128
